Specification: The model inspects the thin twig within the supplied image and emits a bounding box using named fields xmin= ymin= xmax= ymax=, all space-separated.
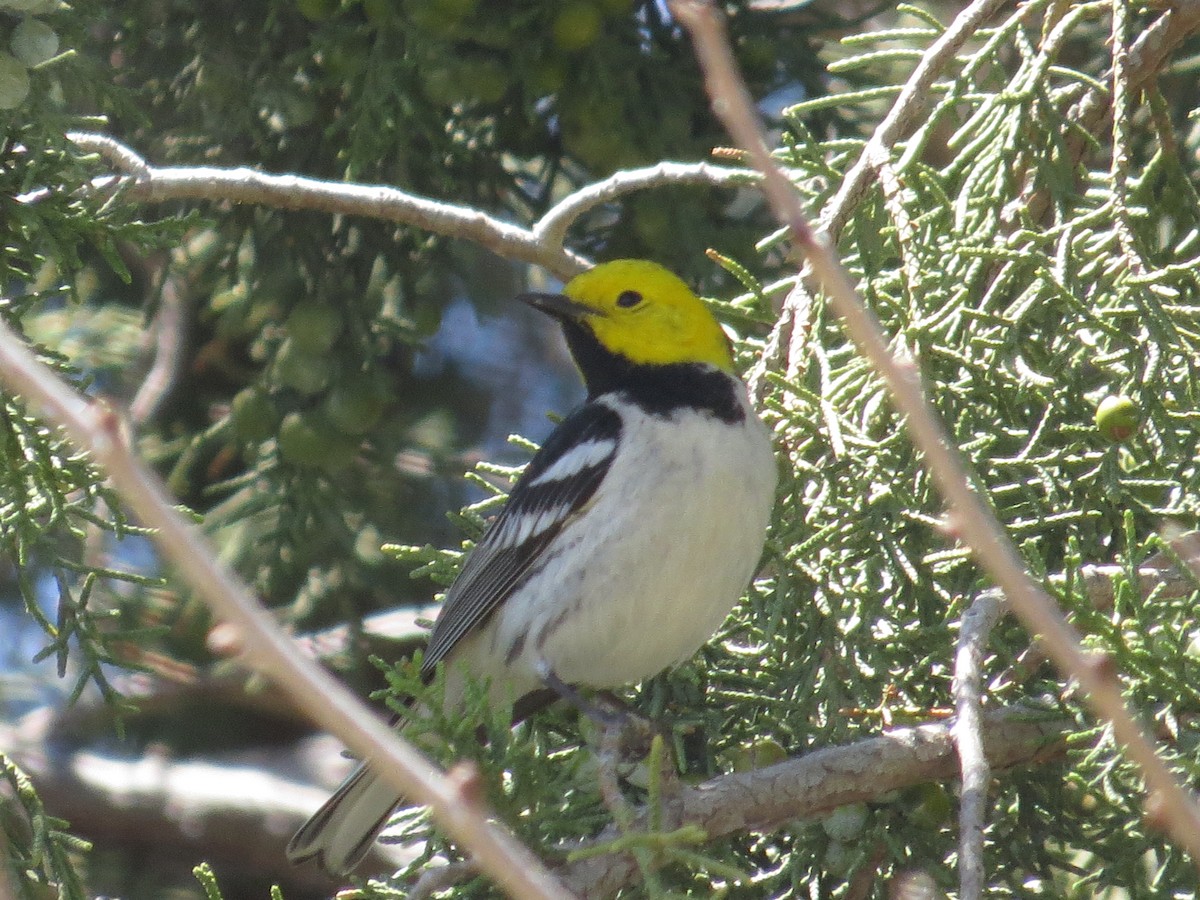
xmin=1109 ymin=0 xmax=1148 ymax=278
xmin=533 ymin=161 xmax=756 ymax=249
xmin=0 ymin=320 xmax=572 ymax=900
xmin=671 ymin=0 xmax=1200 ymax=869
xmin=65 ymin=131 xmax=150 ymax=177
xmin=128 ymin=268 xmax=189 ymax=426
xmin=952 ymin=590 xmax=1005 ymax=900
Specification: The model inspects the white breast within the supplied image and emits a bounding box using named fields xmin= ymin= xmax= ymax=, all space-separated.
xmin=446 ymin=385 xmax=776 ymax=706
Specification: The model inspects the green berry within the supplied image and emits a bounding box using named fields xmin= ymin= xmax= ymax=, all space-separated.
xmin=285 ymin=300 xmax=342 ymax=353
xmin=553 ymin=2 xmax=602 ymax=53
xmin=1095 ymin=394 xmax=1140 ymax=442
xmin=230 ymin=387 xmax=279 ymax=443
xmin=277 ymin=411 xmax=356 ymax=470
xmin=273 ymin=338 xmax=332 ymax=395
xmin=730 ymin=738 xmax=788 ymax=772
xmin=324 ymin=374 xmax=387 ymax=435
xmin=821 ymin=803 xmax=869 ymax=841
xmin=11 ymin=18 xmax=58 ymax=66
xmin=0 ymin=52 xmax=30 ymax=110
xmin=278 ymin=411 xmax=325 ymax=466
xmin=909 ymin=782 xmax=952 ymax=827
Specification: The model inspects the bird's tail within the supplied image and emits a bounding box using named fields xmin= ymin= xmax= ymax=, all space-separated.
xmin=286 ymin=761 xmax=404 ymax=875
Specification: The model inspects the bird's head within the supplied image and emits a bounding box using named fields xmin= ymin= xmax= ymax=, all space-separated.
xmin=520 ymin=260 xmax=734 ymax=376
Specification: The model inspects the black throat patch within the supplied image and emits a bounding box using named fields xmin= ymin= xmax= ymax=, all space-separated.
xmin=561 ymin=320 xmax=745 ymax=423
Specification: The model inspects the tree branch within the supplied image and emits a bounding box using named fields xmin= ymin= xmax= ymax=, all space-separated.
xmin=18 ymin=134 xmax=588 ymax=281
xmin=128 ymin=265 xmax=189 ymax=426
xmin=559 ymin=709 xmax=1065 ymax=897
xmin=532 ymin=161 xmax=757 ymax=249
xmin=21 ymin=137 xmax=765 ymax=288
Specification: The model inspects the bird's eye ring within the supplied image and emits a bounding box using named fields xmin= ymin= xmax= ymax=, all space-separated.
xmin=616 ymin=290 xmax=643 ymax=308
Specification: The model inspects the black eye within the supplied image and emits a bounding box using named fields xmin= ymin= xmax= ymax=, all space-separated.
xmin=616 ymin=290 xmax=642 ymax=308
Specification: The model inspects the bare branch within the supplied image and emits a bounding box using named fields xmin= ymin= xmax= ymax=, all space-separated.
xmin=533 ymin=161 xmax=756 ymax=249
xmin=952 ymin=590 xmax=1005 ymax=900
xmin=128 ymin=268 xmax=189 ymax=426
xmin=66 ymin=131 xmax=150 ymax=177
xmin=671 ymin=0 xmax=1200 ymax=869
xmin=21 ymin=138 xmax=765 ymax=291
xmin=17 ymin=134 xmax=590 ymax=281
xmin=0 ymin=319 xmax=573 ymax=900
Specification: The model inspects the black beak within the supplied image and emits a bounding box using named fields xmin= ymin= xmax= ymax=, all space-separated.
xmin=518 ymin=291 xmax=593 ymax=322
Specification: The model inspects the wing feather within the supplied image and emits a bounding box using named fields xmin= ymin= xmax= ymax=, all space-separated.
xmin=421 ymin=401 xmax=622 ymax=676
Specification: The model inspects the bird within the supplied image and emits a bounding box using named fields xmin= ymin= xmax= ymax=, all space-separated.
xmin=287 ymin=259 xmax=777 ymax=875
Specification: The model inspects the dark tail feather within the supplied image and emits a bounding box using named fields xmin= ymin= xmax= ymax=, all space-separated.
xmin=287 ymin=762 xmax=404 ymax=875
xmin=288 ymin=688 xmax=557 ymax=874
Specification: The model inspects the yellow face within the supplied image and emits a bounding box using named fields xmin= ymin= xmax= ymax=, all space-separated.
xmin=562 ymin=260 xmax=734 ymax=372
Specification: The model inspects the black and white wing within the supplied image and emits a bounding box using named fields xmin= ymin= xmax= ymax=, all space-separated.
xmin=420 ymin=400 xmax=622 ymax=677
